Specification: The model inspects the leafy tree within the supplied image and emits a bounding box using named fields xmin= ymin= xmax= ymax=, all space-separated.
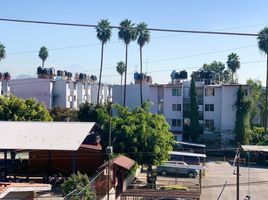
xmin=77 ymin=102 xmax=108 ymax=126
xmin=39 ymin=46 xmax=49 ymax=68
xmin=227 ymin=52 xmax=240 ymax=82
xmin=0 ymin=43 xmax=6 ymax=63
xmin=246 ymin=79 xmax=264 ymax=125
xmin=189 ymin=76 xmax=200 ymax=142
xmin=136 ymin=22 xmax=150 ymax=105
xmin=96 ymin=19 xmax=112 ymax=105
xmin=0 ymin=95 xmax=52 ymax=121
xmin=61 ymin=172 xmax=96 ymax=200
xmin=116 ymin=61 xmax=125 ymax=87
xmin=202 ymin=61 xmax=226 ymax=81
xmin=118 ymin=19 xmax=137 ymax=106
xmin=257 ymin=27 xmax=268 ymax=133
xmin=49 ymin=107 xmax=77 ymax=121
xmin=234 ymin=86 xmax=252 ymax=144
xmin=101 ymin=102 xmax=173 ymax=166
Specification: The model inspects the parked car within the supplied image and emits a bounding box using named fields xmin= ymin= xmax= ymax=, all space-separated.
xmin=156 ymin=161 xmax=198 ymax=178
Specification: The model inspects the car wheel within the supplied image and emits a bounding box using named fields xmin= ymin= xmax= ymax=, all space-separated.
xmin=188 ymin=172 xmax=195 ymax=178
xmin=161 ymin=170 xmax=167 ymax=176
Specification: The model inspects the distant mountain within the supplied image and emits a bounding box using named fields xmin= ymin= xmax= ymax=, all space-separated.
xmin=16 ymin=74 xmax=34 ymax=79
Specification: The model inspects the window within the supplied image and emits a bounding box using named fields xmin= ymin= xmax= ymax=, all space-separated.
xmin=172 ymin=119 xmax=181 ymax=127
xmin=205 ymin=104 xmax=214 ymax=111
xmin=172 ymin=104 xmax=181 ymax=111
xmin=172 ymin=88 xmax=181 ymax=96
xmin=205 ymin=88 xmax=215 ymax=96
xmin=204 ymin=119 xmax=214 ymax=131
xmin=73 ymin=95 xmax=76 ymax=101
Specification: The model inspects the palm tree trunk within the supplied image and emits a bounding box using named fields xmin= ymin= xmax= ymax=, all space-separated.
xmin=42 ymin=60 xmax=44 ymax=68
xmin=121 ymin=74 xmax=123 ymax=105
xmin=123 ymin=44 xmax=128 ymax=107
xmin=265 ymin=54 xmax=268 ymax=134
xmin=97 ymin=42 xmax=104 ymax=105
xmin=139 ymin=46 xmax=143 ymax=105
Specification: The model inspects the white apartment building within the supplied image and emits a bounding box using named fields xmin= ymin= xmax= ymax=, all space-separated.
xmin=113 ymin=80 xmax=248 ymax=142
xmin=10 ymin=78 xmax=111 ymax=109
xmin=0 ymin=80 xmax=10 ymax=95
xmin=113 ymin=83 xmax=184 ymax=141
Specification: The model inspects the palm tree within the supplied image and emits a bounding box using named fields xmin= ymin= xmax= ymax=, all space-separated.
xmin=257 ymin=27 xmax=268 ymax=133
xmin=0 ymin=43 xmax=6 ymax=63
xmin=116 ymin=61 xmax=126 ymax=87
xmin=38 ymin=46 xmax=49 ymax=68
xmin=116 ymin=61 xmax=125 ymax=105
xmin=118 ymin=19 xmax=137 ymax=106
xmin=136 ymin=22 xmax=150 ymax=105
xmin=96 ymin=19 xmax=112 ymax=105
xmin=227 ymin=53 xmax=240 ymax=83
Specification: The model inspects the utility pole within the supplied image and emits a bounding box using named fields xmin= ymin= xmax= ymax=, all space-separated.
xmin=107 ymin=96 xmax=113 ymax=200
xmin=236 ymin=146 xmax=240 ymax=200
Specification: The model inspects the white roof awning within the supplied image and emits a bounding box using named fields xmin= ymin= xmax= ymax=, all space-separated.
xmin=175 ymin=141 xmax=206 ymax=148
xmin=170 ymin=151 xmax=207 ymax=158
xmin=0 ymin=121 xmax=96 ymax=151
xmin=242 ymin=145 xmax=268 ymax=153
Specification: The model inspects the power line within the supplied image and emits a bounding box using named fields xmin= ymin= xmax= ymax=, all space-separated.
xmin=0 ymin=18 xmax=261 ymax=36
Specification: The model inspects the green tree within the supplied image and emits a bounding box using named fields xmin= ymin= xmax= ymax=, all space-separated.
xmin=96 ymin=19 xmax=112 ymax=105
xmin=227 ymin=52 xmax=240 ymax=82
xmin=234 ymin=86 xmax=252 ymax=144
xmin=189 ymin=76 xmax=200 ymax=142
xmin=101 ymin=102 xmax=173 ymax=166
xmin=38 ymin=46 xmax=49 ymax=68
xmin=118 ymin=19 xmax=137 ymax=107
xmin=77 ymin=102 xmax=108 ymax=126
xmin=202 ymin=61 xmax=226 ymax=81
xmin=0 ymin=95 xmax=52 ymax=121
xmin=49 ymin=107 xmax=77 ymax=121
xmin=116 ymin=61 xmax=126 ymax=87
xmin=257 ymin=27 xmax=268 ymax=133
xmin=136 ymin=22 xmax=150 ymax=105
xmin=0 ymin=43 xmax=6 ymax=63
xmin=61 ymin=172 xmax=96 ymax=200
xmin=246 ymin=79 xmax=263 ymax=125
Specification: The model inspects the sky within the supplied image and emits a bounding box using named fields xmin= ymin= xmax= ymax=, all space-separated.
xmin=0 ymin=0 xmax=268 ymax=85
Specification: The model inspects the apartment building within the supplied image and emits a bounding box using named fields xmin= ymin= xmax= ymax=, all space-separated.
xmin=10 ymin=68 xmax=111 ymax=109
xmin=113 ymin=78 xmax=248 ymax=142
xmin=0 ymin=72 xmax=10 ymax=95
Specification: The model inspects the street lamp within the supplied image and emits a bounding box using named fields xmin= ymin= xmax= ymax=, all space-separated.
xmin=106 ymin=95 xmax=113 ymax=200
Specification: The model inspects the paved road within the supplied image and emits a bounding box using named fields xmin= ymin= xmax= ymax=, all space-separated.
xmin=136 ymin=162 xmax=268 ymax=199
xmin=201 ymin=161 xmax=268 ymax=200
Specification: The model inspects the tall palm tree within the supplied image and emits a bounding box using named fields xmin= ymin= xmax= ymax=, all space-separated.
xmin=227 ymin=52 xmax=240 ymax=83
xmin=116 ymin=61 xmax=125 ymax=105
xmin=116 ymin=61 xmax=126 ymax=87
xmin=136 ymin=22 xmax=150 ymax=105
xmin=257 ymin=27 xmax=268 ymax=133
xmin=96 ymin=19 xmax=112 ymax=105
xmin=0 ymin=43 xmax=6 ymax=63
xmin=118 ymin=19 xmax=137 ymax=107
xmin=38 ymin=46 xmax=49 ymax=68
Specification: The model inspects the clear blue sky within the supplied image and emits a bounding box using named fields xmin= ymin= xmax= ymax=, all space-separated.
xmin=1 ymin=0 xmax=268 ymax=85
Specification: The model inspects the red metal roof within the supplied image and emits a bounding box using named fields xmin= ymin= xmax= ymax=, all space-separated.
xmin=113 ymin=155 xmax=135 ymax=170
xmin=80 ymin=144 xmax=102 ymax=151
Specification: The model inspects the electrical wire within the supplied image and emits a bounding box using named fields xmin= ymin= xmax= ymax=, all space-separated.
xmin=0 ymin=18 xmax=261 ymax=36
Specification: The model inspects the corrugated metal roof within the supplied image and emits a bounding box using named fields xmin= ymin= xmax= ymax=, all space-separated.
xmin=170 ymin=151 xmax=207 ymax=158
xmin=242 ymin=145 xmax=268 ymax=152
xmin=0 ymin=121 xmax=95 ymax=151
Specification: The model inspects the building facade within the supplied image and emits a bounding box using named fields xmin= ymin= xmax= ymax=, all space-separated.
xmin=112 ymin=80 xmax=248 ymax=142
xmin=10 ymin=78 xmax=111 ymax=109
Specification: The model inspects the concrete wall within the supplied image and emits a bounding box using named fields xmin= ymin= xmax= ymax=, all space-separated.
xmin=10 ymin=78 xmax=53 ymax=108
